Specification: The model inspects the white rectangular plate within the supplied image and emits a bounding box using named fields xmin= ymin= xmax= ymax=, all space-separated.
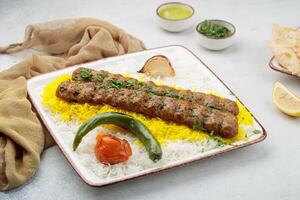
xmin=28 ymin=45 xmax=266 ymax=187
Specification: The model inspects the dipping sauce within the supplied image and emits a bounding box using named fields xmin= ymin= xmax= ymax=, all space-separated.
xmin=158 ymin=4 xmax=193 ymax=20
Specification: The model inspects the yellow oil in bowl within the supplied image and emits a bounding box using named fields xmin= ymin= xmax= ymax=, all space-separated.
xmin=158 ymin=4 xmax=193 ymax=20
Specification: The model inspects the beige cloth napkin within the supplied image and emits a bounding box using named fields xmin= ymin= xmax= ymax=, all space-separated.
xmin=0 ymin=18 xmax=145 ymax=191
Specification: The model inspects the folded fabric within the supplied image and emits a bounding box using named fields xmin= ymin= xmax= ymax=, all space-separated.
xmin=0 ymin=18 xmax=145 ymax=191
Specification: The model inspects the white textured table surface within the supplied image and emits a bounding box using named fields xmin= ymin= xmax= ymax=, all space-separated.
xmin=1 ymin=0 xmax=300 ymax=199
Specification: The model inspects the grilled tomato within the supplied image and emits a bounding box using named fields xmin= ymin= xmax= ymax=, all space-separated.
xmin=94 ymin=132 xmax=132 ymax=165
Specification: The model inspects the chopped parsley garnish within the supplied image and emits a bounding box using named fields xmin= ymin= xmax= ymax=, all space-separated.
xmin=96 ymin=75 xmax=105 ymax=82
xmin=123 ymin=81 xmax=135 ymax=88
xmin=207 ymin=103 xmax=221 ymax=110
xmin=111 ymin=80 xmax=123 ymax=89
xmin=208 ymin=135 xmax=230 ymax=148
xmin=214 ymin=137 xmax=228 ymax=147
xmin=192 ymin=120 xmax=205 ymax=131
xmin=80 ymin=69 xmax=92 ymax=80
xmin=197 ymin=20 xmax=231 ymax=38
xmin=246 ymin=129 xmax=261 ymax=138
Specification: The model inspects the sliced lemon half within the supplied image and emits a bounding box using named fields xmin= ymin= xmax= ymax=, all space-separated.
xmin=272 ymin=82 xmax=300 ymax=117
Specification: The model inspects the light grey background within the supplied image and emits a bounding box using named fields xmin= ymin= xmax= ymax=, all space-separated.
xmin=1 ymin=0 xmax=300 ymax=199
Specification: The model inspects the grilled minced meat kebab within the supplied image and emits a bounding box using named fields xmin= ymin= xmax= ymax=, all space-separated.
xmin=72 ymin=68 xmax=239 ymax=115
xmin=56 ymin=81 xmax=238 ymax=138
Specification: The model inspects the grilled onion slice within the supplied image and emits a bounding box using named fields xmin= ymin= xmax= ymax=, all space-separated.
xmin=139 ymin=55 xmax=175 ymax=78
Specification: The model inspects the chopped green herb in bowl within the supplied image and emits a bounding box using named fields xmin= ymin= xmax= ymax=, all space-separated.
xmin=196 ymin=19 xmax=236 ymax=50
xmin=197 ymin=20 xmax=231 ymax=38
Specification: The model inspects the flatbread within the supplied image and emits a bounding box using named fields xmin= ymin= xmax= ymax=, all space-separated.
xmin=269 ymin=24 xmax=300 ymax=75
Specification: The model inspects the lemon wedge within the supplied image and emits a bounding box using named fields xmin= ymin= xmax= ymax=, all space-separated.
xmin=272 ymin=82 xmax=300 ymax=117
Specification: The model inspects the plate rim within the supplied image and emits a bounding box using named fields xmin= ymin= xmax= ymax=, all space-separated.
xmin=269 ymin=56 xmax=300 ymax=77
xmin=28 ymin=45 xmax=267 ymax=187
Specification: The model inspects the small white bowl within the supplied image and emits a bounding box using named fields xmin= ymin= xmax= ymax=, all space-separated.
xmin=156 ymin=2 xmax=195 ymax=32
xmin=196 ymin=20 xmax=236 ymax=50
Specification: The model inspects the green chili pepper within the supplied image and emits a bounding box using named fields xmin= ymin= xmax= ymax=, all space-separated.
xmin=73 ymin=112 xmax=162 ymax=162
